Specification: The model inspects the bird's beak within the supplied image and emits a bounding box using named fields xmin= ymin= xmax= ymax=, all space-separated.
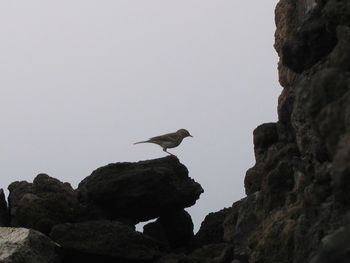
xmin=189 ymin=135 xmax=193 ymax=138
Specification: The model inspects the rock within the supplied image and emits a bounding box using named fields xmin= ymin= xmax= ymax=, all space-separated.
xmin=8 ymin=174 xmax=81 ymax=234
xmin=78 ymin=156 xmax=203 ymax=223
xmin=193 ymin=208 xmax=232 ymax=248
xmin=155 ymin=244 xmax=234 ymax=263
xmin=50 ymin=220 xmax=161 ymax=262
xmin=253 ymin=123 xmax=279 ymax=156
xmin=281 ymin=16 xmax=337 ymax=72
xmin=155 ymin=254 xmax=193 ymax=263
xmin=310 ymin=217 xmax=350 ymax=263
xmin=331 ymin=133 xmax=350 ymax=204
xmin=0 ymin=189 xmax=9 ymax=226
xmin=143 ymin=209 xmax=194 ymax=250
xmin=0 ymin=227 xmax=61 ymax=263
xmin=244 ymin=164 xmax=264 ymax=195
xmin=188 ymin=243 xmax=234 ymax=263
xmin=330 ymin=26 xmax=350 ymax=71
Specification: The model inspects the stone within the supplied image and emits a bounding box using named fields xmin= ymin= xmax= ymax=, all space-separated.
xmin=193 ymin=207 xmax=232 ymax=248
xmin=281 ymin=16 xmax=337 ymax=72
xmin=50 ymin=220 xmax=161 ymax=262
xmin=188 ymin=243 xmax=234 ymax=263
xmin=78 ymin=156 xmax=203 ymax=223
xmin=0 ymin=227 xmax=61 ymax=263
xmin=8 ymin=174 xmax=81 ymax=235
xmin=0 ymin=189 xmax=9 ymax=226
xmin=144 ymin=209 xmax=194 ymax=249
xmin=310 ymin=220 xmax=350 ymax=263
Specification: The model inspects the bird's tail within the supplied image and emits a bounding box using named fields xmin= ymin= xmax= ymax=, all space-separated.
xmin=133 ymin=140 xmax=149 ymax=145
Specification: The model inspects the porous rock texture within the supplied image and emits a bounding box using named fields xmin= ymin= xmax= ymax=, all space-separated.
xmin=191 ymin=0 xmax=350 ymax=262
xmin=2 ymin=157 xmax=204 ymax=262
xmin=8 ymin=174 xmax=82 ymax=235
xmin=78 ymin=156 xmax=203 ymax=223
xmin=0 ymin=227 xmax=60 ymax=263
xmin=50 ymin=220 xmax=161 ymax=263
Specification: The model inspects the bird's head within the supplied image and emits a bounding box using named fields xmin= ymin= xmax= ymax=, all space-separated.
xmin=177 ymin=129 xmax=193 ymax=138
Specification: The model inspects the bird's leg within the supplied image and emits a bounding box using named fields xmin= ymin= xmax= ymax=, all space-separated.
xmin=163 ymin=148 xmax=176 ymax=156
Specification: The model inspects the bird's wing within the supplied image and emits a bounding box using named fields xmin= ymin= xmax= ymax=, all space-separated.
xmin=149 ymin=132 xmax=178 ymax=143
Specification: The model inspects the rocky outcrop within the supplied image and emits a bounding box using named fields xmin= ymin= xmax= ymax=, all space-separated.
xmin=0 ymin=227 xmax=61 ymax=263
xmin=190 ymin=1 xmax=350 ymax=263
xmin=2 ymin=156 xmax=203 ymax=262
xmin=1 ymin=1 xmax=350 ymax=262
xmin=50 ymin=220 xmax=161 ymax=262
xmin=78 ymin=157 xmax=203 ymax=223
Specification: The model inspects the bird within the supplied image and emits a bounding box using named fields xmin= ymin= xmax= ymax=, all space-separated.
xmin=134 ymin=129 xmax=193 ymax=156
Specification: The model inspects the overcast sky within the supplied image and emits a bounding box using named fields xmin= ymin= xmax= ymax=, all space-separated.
xmin=0 ymin=1 xmax=280 ymax=232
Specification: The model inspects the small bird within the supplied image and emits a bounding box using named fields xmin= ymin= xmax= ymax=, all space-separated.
xmin=134 ymin=129 xmax=193 ymax=156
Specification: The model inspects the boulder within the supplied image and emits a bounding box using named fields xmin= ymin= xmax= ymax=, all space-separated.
xmin=0 ymin=227 xmax=61 ymax=263
xmin=8 ymin=174 xmax=81 ymax=234
xmin=143 ymin=209 xmax=194 ymax=249
xmin=78 ymin=156 xmax=203 ymax=223
xmin=50 ymin=220 xmax=161 ymax=262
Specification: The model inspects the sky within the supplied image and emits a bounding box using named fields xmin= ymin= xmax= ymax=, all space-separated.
xmin=0 ymin=0 xmax=281 ymax=232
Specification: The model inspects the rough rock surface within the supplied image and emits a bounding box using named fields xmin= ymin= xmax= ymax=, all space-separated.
xmin=0 ymin=227 xmax=60 ymax=263
xmin=50 ymin=220 xmax=161 ymax=262
xmin=8 ymin=174 xmax=81 ymax=235
xmin=192 ymin=207 xmax=232 ymax=248
xmin=78 ymin=156 xmax=203 ymax=223
xmin=191 ymin=1 xmax=350 ymax=262
xmin=143 ymin=209 xmax=194 ymax=250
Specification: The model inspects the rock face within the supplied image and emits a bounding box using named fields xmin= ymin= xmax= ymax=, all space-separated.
xmin=50 ymin=220 xmax=161 ymax=262
xmin=78 ymin=157 xmax=203 ymax=223
xmin=0 ymin=227 xmax=60 ymax=263
xmin=190 ymin=1 xmax=350 ymax=262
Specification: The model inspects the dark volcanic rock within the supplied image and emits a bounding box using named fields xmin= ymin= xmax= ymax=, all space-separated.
xmin=0 ymin=189 xmax=9 ymax=226
xmin=0 ymin=227 xmax=61 ymax=263
xmin=143 ymin=209 xmax=194 ymax=250
xmin=232 ymin=0 xmax=350 ymax=262
xmin=193 ymin=207 xmax=232 ymax=248
xmin=188 ymin=243 xmax=234 ymax=263
xmin=310 ymin=216 xmax=350 ymax=263
xmin=8 ymin=174 xmax=81 ymax=234
xmin=50 ymin=220 xmax=161 ymax=263
xmin=78 ymin=156 xmax=203 ymax=223
xmin=282 ymin=16 xmax=337 ymax=73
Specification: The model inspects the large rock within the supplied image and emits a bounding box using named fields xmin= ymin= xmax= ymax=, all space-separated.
xmin=143 ymin=209 xmax=194 ymax=250
xmin=8 ymin=174 xmax=81 ymax=234
xmin=78 ymin=156 xmax=203 ymax=223
xmin=50 ymin=220 xmax=161 ymax=262
xmin=0 ymin=227 xmax=61 ymax=263
xmin=0 ymin=189 xmax=9 ymax=226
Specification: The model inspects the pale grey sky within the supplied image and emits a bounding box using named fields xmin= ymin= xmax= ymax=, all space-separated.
xmin=0 ymin=0 xmax=280 ymax=231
